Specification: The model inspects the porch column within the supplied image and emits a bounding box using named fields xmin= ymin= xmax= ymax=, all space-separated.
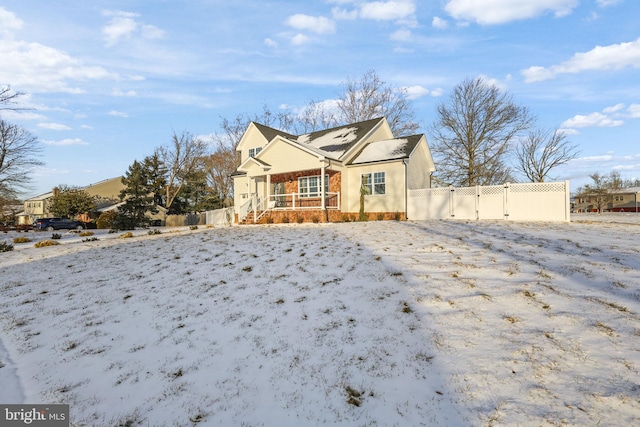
xmin=266 ymin=174 xmax=271 ymax=207
xmin=320 ymin=158 xmax=326 ymax=210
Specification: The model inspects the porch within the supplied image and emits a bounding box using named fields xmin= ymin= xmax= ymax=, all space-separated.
xmin=239 ymin=192 xmax=341 ymax=224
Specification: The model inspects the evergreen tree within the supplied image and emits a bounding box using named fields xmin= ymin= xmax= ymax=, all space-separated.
xmin=143 ymin=153 xmax=167 ymax=207
xmin=118 ymin=160 xmax=157 ymax=228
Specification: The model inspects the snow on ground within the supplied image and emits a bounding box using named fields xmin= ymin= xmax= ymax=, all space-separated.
xmin=0 ymin=214 xmax=639 ymax=426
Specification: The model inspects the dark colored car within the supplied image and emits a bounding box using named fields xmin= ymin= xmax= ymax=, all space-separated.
xmin=34 ymin=218 xmax=86 ymax=231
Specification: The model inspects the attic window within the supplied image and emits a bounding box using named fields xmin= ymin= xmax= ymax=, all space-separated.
xmin=249 ymin=147 xmax=262 ymax=158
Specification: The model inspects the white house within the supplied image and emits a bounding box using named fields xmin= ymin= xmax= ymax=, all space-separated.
xmin=233 ymin=117 xmax=435 ymax=223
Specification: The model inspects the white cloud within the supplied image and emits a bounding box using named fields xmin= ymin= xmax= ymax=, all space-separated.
xmin=603 ymin=103 xmax=625 ymax=114
xmin=37 ymin=122 xmax=72 ymax=131
xmin=0 ymin=40 xmax=116 ymax=93
xmin=286 ymin=14 xmax=336 ymax=35
xmin=43 ymin=138 xmax=89 ymax=146
xmin=331 ymin=7 xmax=358 ymax=20
xmin=0 ymin=110 xmax=47 ymax=121
xmin=597 ymin=0 xmax=622 ymax=6
xmin=404 ymin=85 xmax=443 ymax=99
xmin=390 ymin=29 xmax=412 ymax=42
xmin=264 ymin=38 xmax=278 ymax=48
xmin=0 ymin=7 xmax=23 ymax=37
xmin=108 ymin=110 xmax=128 ymax=118
xmin=561 ymin=112 xmax=624 ymax=128
xmin=359 ymin=1 xmax=416 ymax=21
xmin=628 ymin=104 xmax=640 ymax=118
xmin=112 ymin=89 xmax=137 ymax=97
xmin=522 ymin=37 xmax=640 ymax=82
xmin=290 ymin=33 xmax=310 ymax=46
xmin=432 ymin=16 xmax=448 ymax=29
xmin=102 ymin=10 xmax=165 ymax=47
xmin=445 ymin=0 xmax=578 ymax=25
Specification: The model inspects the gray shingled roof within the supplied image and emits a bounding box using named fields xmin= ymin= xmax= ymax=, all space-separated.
xmin=251 ymin=117 xmax=385 ymax=161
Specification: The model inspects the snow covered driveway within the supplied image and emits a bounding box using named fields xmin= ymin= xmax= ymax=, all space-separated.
xmin=1 ymin=218 xmax=639 ymax=426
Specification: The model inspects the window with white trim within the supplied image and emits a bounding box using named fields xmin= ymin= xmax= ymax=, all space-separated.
xmin=298 ymin=175 xmax=329 ymax=197
xmin=361 ymin=172 xmax=386 ymax=195
xmin=248 ymin=147 xmax=262 ymax=158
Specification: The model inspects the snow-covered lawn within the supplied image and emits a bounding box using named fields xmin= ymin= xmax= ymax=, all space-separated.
xmin=1 ymin=214 xmax=639 ymax=426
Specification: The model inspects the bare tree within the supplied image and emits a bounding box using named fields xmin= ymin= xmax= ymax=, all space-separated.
xmin=292 ymin=99 xmax=338 ymax=134
xmin=157 ymin=131 xmax=209 ymax=213
xmin=202 ymin=146 xmax=237 ymax=205
xmin=336 ymin=69 xmax=419 ymax=136
xmin=0 ymin=119 xmax=43 ymax=197
xmin=430 ymin=77 xmax=534 ymax=187
xmin=0 ymin=86 xmax=27 ymax=111
xmin=515 ymin=128 xmax=580 ymax=182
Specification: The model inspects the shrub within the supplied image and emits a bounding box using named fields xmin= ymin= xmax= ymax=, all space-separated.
xmin=13 ymin=237 xmax=32 ymax=244
xmin=148 ymin=229 xmax=161 ymax=235
xmin=119 ymin=231 xmax=134 ymax=239
xmin=35 ymin=240 xmax=60 ymax=248
xmin=82 ymin=237 xmax=99 ymax=242
xmin=96 ymin=211 xmax=119 ymax=229
xmin=377 ymin=213 xmax=385 ymax=221
xmin=51 ymin=233 xmax=62 ymax=240
xmin=295 ymin=215 xmax=304 ymax=224
xmin=311 ymin=215 xmax=320 ymax=223
xmin=190 ymin=225 xmax=198 ymax=230
xmin=0 ymin=241 xmax=14 ymax=252
xmin=393 ymin=212 xmax=402 ymax=221
xmin=281 ymin=216 xmax=290 ymax=224
xmin=265 ymin=216 xmax=274 ymax=224
xmin=341 ymin=213 xmax=351 ymax=222
xmin=79 ymin=231 xmax=94 ymax=237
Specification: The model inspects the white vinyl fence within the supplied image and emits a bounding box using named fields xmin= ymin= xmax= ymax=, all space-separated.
xmin=408 ymin=181 xmax=570 ymax=222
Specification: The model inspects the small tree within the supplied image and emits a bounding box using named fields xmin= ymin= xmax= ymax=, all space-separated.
xmin=358 ymin=175 xmax=370 ymax=221
xmin=118 ymin=160 xmax=157 ymax=228
xmin=515 ymin=128 xmax=580 ymax=182
xmin=49 ymin=186 xmax=96 ymax=219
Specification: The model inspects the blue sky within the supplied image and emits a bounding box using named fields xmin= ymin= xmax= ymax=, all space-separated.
xmin=1 ymin=0 xmax=639 ymax=197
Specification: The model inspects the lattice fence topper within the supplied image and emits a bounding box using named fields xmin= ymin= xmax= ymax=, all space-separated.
xmin=480 ymin=186 xmax=504 ymax=195
xmin=455 ymin=187 xmax=477 ymax=196
xmin=510 ymin=182 xmax=566 ymax=193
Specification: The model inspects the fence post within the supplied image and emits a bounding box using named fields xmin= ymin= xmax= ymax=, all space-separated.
xmin=504 ymin=182 xmax=510 ymax=220
xmin=449 ymin=185 xmax=455 ymax=218
xmin=475 ymin=185 xmax=480 ymax=220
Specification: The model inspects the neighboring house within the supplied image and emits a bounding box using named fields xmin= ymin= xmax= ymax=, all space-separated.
xmin=573 ymin=186 xmax=640 ymax=213
xmin=233 ymin=117 xmax=435 ymax=223
xmin=17 ymin=177 xmax=125 ymax=225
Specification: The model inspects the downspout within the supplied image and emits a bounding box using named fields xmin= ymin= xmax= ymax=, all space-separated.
xmin=403 ymin=159 xmax=409 ymax=220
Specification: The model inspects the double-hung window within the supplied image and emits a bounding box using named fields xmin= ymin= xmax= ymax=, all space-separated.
xmin=248 ymin=147 xmax=262 ymax=158
xmin=299 ymin=175 xmax=329 ymax=198
xmin=361 ymin=172 xmax=386 ymax=195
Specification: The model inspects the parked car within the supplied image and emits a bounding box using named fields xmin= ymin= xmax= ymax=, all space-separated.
xmin=34 ymin=218 xmax=86 ymax=231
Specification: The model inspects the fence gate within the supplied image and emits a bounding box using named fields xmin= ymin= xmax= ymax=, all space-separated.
xmin=408 ymin=181 xmax=570 ymax=222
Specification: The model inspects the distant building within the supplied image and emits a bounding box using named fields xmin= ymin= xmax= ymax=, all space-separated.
xmin=17 ymin=177 xmax=125 ymax=224
xmin=573 ymin=186 xmax=640 ymax=213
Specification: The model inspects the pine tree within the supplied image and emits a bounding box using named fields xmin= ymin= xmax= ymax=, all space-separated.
xmin=118 ymin=160 xmax=157 ymax=228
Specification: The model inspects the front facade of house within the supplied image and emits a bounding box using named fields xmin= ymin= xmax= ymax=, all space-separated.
xmin=233 ymin=117 xmax=435 ymax=223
